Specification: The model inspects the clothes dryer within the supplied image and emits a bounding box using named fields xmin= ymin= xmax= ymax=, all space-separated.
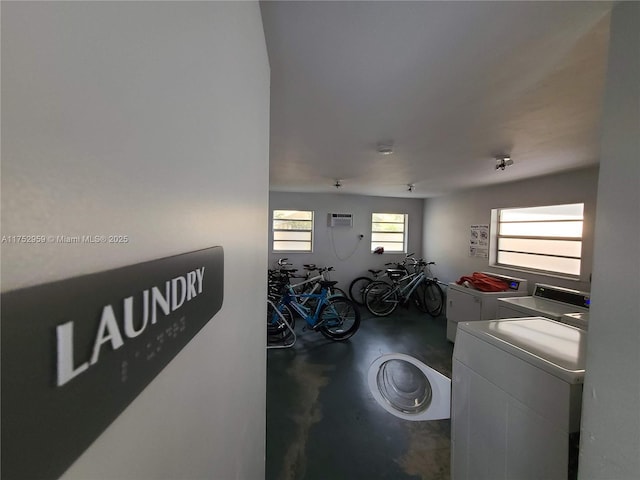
xmin=446 ymin=272 xmax=528 ymax=342
xmin=452 ymin=318 xmax=586 ymax=480
xmin=497 ymin=283 xmax=589 ymax=322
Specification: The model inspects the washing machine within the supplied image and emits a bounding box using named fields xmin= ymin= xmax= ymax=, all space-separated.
xmin=497 ymin=283 xmax=590 ymax=322
xmin=446 ymin=272 xmax=528 ymax=343
xmin=367 ymin=353 xmax=450 ymax=421
xmin=451 ymin=317 xmax=586 ymax=480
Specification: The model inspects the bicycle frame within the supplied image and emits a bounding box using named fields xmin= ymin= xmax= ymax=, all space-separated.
xmin=275 ymin=286 xmax=330 ymax=328
xmin=289 ymin=273 xmax=324 ymax=291
xmin=383 ymin=271 xmax=426 ymax=304
xmin=401 ymin=272 xmax=426 ymax=298
xmin=289 ymin=273 xmax=324 ymax=305
xmin=289 ymin=266 xmax=337 ymax=305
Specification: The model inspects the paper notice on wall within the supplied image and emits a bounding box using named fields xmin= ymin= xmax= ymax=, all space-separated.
xmin=469 ymin=224 xmax=489 ymax=258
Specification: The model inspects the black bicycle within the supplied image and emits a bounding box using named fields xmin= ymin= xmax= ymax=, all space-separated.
xmin=363 ymin=258 xmax=444 ymax=317
xmin=348 ymin=253 xmax=414 ymax=305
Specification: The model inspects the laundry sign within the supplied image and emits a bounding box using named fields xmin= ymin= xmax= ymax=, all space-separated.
xmin=469 ymin=224 xmax=489 ymax=258
xmin=1 ymin=247 xmax=224 ymax=480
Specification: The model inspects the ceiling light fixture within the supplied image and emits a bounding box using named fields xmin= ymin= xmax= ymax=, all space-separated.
xmin=334 ymin=179 xmax=342 ymax=189
xmin=495 ymin=155 xmax=514 ymax=171
xmin=407 ymin=184 xmax=415 ymax=192
xmin=377 ymin=142 xmax=394 ymax=155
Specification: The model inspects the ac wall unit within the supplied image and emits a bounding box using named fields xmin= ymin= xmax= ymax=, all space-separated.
xmin=328 ymin=213 xmax=353 ymax=227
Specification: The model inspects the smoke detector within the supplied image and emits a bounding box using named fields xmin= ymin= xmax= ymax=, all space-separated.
xmin=377 ymin=143 xmax=394 ymax=155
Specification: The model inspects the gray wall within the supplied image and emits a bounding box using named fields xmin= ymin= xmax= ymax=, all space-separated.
xmin=2 ymin=2 xmax=269 ymax=479
xmin=423 ymin=167 xmax=599 ymax=293
xmin=269 ymin=192 xmax=424 ymax=288
xmin=580 ymin=2 xmax=640 ymax=477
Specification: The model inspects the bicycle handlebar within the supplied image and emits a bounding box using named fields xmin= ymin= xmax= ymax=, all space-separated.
xmin=384 ymin=257 xmax=436 ymax=266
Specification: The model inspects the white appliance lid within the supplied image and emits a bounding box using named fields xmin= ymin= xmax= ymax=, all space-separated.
xmin=497 ymin=296 xmax=588 ymax=320
xmin=561 ymin=312 xmax=590 ymax=329
xmin=562 ymin=312 xmax=589 ymax=321
xmin=458 ymin=317 xmax=587 ymax=383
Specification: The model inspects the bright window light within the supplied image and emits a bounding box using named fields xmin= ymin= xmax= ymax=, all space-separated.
xmin=272 ymin=210 xmax=313 ymax=252
xmin=495 ymin=203 xmax=584 ymax=276
xmin=371 ymin=213 xmax=407 ymax=253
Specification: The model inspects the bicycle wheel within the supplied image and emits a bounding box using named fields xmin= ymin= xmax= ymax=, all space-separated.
xmin=329 ymin=286 xmax=347 ymax=298
xmin=411 ymin=282 xmax=429 ymax=313
xmin=348 ymin=276 xmax=372 ymax=305
xmin=364 ymin=281 xmax=398 ymax=317
xmin=318 ymin=296 xmax=361 ymax=341
xmin=422 ymin=281 xmax=444 ymax=317
xmin=267 ymin=302 xmax=295 ymax=342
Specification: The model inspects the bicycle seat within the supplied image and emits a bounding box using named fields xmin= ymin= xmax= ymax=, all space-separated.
xmin=303 ymin=264 xmax=317 ymax=270
xmin=320 ymin=281 xmax=338 ymax=288
xmin=368 ymin=269 xmax=382 ymax=275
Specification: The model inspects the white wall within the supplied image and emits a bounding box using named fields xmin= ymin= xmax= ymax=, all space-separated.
xmin=2 ymin=2 xmax=269 ymax=479
xmin=579 ymin=2 xmax=640 ymax=477
xmin=269 ymin=192 xmax=424 ymax=288
xmin=423 ymin=167 xmax=599 ymax=292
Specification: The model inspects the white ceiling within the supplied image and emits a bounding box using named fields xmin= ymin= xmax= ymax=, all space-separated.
xmin=261 ymin=1 xmax=613 ymax=198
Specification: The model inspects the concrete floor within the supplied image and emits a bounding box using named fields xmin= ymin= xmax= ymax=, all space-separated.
xmin=266 ymin=305 xmax=454 ymax=480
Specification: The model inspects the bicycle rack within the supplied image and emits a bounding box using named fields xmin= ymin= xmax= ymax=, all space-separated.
xmin=266 ymin=299 xmax=297 ymax=349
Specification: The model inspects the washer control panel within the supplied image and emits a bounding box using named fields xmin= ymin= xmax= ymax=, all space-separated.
xmin=533 ymin=284 xmax=591 ymax=309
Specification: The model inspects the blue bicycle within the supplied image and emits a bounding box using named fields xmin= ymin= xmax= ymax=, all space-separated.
xmin=268 ymin=277 xmax=360 ymax=342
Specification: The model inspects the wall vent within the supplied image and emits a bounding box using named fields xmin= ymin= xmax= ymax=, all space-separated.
xmin=328 ymin=213 xmax=353 ymax=227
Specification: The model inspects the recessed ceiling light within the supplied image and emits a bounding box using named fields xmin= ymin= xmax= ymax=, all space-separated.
xmin=377 ymin=143 xmax=394 ymax=155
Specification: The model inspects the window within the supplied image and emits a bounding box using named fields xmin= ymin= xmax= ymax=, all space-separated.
xmin=272 ymin=210 xmax=313 ymax=252
xmin=495 ymin=203 xmax=584 ymax=276
xmin=371 ymin=213 xmax=407 ymax=253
